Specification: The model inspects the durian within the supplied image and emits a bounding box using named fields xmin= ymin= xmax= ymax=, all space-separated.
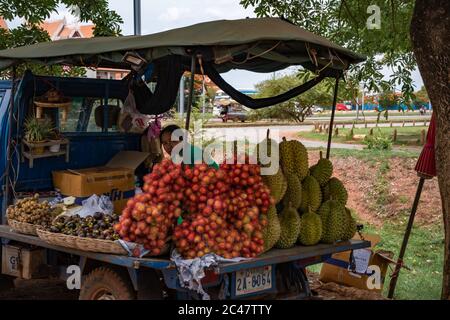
xmin=298 ymin=208 xmax=322 ymax=246
xmin=318 ymin=199 xmax=346 ymax=244
xmin=262 ymin=205 xmax=281 ymax=252
xmin=262 ymin=167 xmax=287 ymax=204
xmin=310 ymin=151 xmax=333 ymax=186
xmin=299 ymin=175 xmax=322 ymax=213
xmin=275 ymin=202 xmax=301 ymax=249
xmin=342 ymin=207 xmax=357 ymax=241
xmin=322 ymin=177 xmax=348 ymax=205
xmin=279 ymin=137 xmax=308 ymax=181
xmin=282 ymin=174 xmax=302 ymax=209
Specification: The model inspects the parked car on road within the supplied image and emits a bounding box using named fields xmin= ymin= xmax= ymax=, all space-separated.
xmin=222 ymin=111 xmax=248 ymax=122
xmin=312 ymin=106 xmax=324 ymax=113
xmin=336 ymin=103 xmax=351 ymax=111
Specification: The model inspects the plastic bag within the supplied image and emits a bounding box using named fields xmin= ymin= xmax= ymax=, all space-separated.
xmin=118 ymin=91 xmax=153 ymax=134
xmin=118 ymin=240 xmax=150 ymax=258
xmin=170 ymin=249 xmax=249 ymax=300
xmin=73 ymin=194 xmax=114 ymax=218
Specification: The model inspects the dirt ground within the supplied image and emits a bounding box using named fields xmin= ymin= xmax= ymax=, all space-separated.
xmin=307 ymin=148 xmax=442 ymax=227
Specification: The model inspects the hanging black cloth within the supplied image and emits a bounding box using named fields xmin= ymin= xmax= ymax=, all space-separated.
xmin=131 ymin=55 xmax=186 ymax=115
xmin=203 ymin=61 xmax=327 ymax=109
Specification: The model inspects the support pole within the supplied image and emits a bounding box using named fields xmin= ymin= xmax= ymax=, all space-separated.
xmin=3 ymin=67 xmax=17 ymax=224
xmin=179 ymin=75 xmax=185 ymax=119
xmin=133 ymin=0 xmax=141 ymax=36
xmin=185 ymin=55 xmax=196 ymax=131
xmin=387 ymin=177 xmax=425 ymax=299
xmin=326 ymin=76 xmax=340 ymax=159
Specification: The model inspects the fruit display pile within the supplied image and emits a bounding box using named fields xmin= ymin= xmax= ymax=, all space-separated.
xmin=6 ymin=194 xmax=54 ymax=227
xmin=257 ymin=133 xmax=357 ymax=250
xmin=115 ymin=157 xmax=272 ymax=259
xmin=115 ymin=159 xmax=184 ymax=256
xmin=174 ymin=155 xmax=271 ymax=259
xmin=114 ymin=134 xmax=357 ymax=258
xmin=49 ymin=212 xmax=120 ymax=240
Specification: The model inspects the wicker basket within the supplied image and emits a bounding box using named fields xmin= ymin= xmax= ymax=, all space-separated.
xmin=36 ymin=228 xmax=127 ymax=255
xmin=8 ymin=219 xmax=39 ymax=236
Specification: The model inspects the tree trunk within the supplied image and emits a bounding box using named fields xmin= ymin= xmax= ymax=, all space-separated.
xmin=410 ymin=0 xmax=450 ymax=299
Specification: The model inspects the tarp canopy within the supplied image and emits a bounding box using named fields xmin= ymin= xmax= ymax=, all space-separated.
xmin=0 ymin=17 xmax=365 ymax=74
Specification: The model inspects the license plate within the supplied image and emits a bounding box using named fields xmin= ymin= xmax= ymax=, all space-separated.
xmin=235 ymin=266 xmax=272 ymax=296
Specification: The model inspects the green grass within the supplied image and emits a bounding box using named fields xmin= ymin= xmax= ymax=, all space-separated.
xmin=363 ymin=222 xmax=444 ymax=300
xmin=305 ymin=148 xmax=443 ymax=300
xmin=300 ymin=126 xmax=427 ymax=146
xmin=311 ymin=110 xmax=426 ymax=118
xmin=306 ymin=220 xmax=444 ymax=300
xmin=309 ymin=146 xmax=420 ymax=161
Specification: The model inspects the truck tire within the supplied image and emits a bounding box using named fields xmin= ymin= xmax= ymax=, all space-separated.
xmin=79 ymin=267 xmax=135 ymax=300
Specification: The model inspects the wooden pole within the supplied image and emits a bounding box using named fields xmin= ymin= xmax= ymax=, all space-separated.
xmin=326 ymin=76 xmax=339 ymax=159
xmin=388 ymin=178 xmax=425 ymax=299
xmin=421 ymin=129 xmax=426 ymax=145
xmin=185 ymin=55 xmax=196 ymax=131
xmin=334 ymin=127 xmax=339 ymax=137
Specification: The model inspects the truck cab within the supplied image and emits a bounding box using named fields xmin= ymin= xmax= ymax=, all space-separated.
xmin=0 ymin=71 xmax=142 ymax=220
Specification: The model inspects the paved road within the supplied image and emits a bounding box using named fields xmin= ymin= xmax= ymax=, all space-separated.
xmin=207 ymin=113 xmax=431 ymax=123
xmin=201 ymin=123 xmax=423 ymax=153
xmin=204 ymin=122 xmax=425 ymax=141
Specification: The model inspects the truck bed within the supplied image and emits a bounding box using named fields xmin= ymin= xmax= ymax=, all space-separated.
xmin=0 ymin=225 xmax=370 ymax=273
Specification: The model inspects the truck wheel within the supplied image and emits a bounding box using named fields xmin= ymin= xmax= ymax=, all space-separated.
xmin=79 ymin=267 xmax=135 ymax=300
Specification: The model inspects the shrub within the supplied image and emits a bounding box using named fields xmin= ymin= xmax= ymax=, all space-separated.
xmin=363 ymin=130 xmax=393 ymax=150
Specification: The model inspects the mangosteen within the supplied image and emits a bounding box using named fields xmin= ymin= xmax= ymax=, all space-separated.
xmin=93 ymin=212 xmax=103 ymax=220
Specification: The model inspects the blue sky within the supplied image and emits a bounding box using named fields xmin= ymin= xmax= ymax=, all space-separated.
xmin=6 ymin=0 xmax=424 ymax=90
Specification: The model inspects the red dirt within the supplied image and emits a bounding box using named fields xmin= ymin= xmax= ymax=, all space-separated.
xmin=308 ymin=151 xmax=386 ymax=227
xmin=386 ymin=157 xmax=441 ymax=226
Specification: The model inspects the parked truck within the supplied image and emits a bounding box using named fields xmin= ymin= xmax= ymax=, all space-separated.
xmin=0 ymin=18 xmax=370 ymax=300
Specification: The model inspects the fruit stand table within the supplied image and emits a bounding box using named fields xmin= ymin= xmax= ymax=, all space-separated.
xmin=0 ymin=224 xmax=370 ymax=299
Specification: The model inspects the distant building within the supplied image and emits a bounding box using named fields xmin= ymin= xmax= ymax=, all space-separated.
xmin=39 ymin=18 xmax=94 ymax=40
xmin=0 ymin=17 xmax=7 ymax=30
xmin=0 ymin=16 xmax=127 ymax=80
xmin=39 ymin=17 xmax=127 ymax=80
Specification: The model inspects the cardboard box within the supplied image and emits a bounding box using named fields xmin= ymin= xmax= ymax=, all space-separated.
xmin=319 ymin=234 xmax=395 ymax=293
xmin=2 ymin=244 xmax=47 ymax=279
xmin=52 ymin=151 xmax=149 ymax=213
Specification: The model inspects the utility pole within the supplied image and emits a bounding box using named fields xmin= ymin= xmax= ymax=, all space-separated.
xmin=134 ymin=0 xmax=141 ymax=35
xmin=179 ymin=76 xmax=185 ymax=119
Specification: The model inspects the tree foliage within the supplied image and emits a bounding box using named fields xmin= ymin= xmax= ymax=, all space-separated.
xmin=0 ymin=0 xmax=122 ymax=78
xmin=250 ymin=73 xmax=329 ymax=122
xmin=240 ymin=0 xmax=417 ymax=105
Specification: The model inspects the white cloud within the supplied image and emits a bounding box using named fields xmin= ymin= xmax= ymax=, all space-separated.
xmin=204 ymin=7 xmax=223 ymax=19
xmin=158 ymin=7 xmax=192 ymax=22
